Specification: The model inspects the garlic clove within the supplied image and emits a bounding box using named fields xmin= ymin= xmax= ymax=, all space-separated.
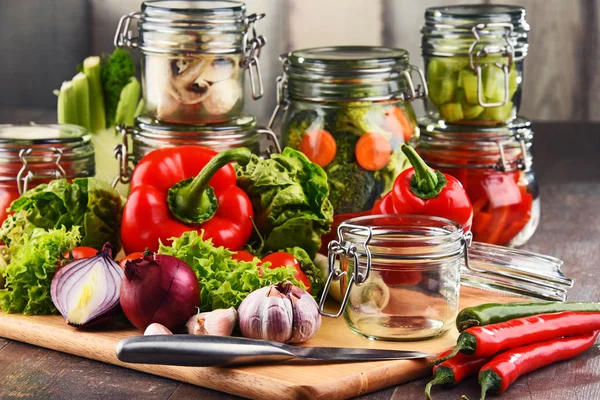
xmin=288 ymin=287 xmax=322 ymax=344
xmin=187 ymin=307 xmax=238 ymax=336
xmin=144 ymin=323 xmax=173 ymax=336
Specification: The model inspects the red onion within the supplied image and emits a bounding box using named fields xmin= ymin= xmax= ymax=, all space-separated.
xmin=50 ymin=243 xmax=124 ymax=328
xmin=120 ymin=253 xmax=200 ymax=331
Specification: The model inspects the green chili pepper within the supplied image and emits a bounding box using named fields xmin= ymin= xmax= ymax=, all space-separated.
xmin=456 ymin=302 xmax=600 ymax=332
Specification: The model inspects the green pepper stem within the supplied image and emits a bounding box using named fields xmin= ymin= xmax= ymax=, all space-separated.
xmin=478 ymin=370 xmax=502 ymax=400
xmin=424 ymin=366 xmax=455 ymax=400
xmin=168 ymin=148 xmax=252 ymax=224
xmin=401 ymin=144 xmax=447 ymax=199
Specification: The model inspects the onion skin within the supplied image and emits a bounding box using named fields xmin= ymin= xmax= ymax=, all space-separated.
xmin=120 ymin=254 xmax=200 ymax=331
xmin=50 ymin=243 xmax=124 ymax=328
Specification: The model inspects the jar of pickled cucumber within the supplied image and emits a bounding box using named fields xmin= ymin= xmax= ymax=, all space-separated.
xmin=0 ymin=124 xmax=95 ymax=225
xmin=415 ymin=116 xmax=539 ymax=247
xmin=421 ymin=5 xmax=530 ymax=124
xmin=271 ymin=46 xmax=427 ymax=218
xmin=113 ymin=113 xmax=280 ymax=186
xmin=114 ymin=0 xmax=266 ymax=125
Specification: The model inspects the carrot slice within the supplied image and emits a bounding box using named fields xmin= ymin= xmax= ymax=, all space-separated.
xmin=300 ymin=129 xmax=337 ymax=167
xmin=383 ymin=106 xmax=414 ymax=143
xmin=356 ymin=132 xmax=392 ymax=171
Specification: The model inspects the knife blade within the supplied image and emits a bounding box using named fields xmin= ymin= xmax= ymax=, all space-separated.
xmin=116 ymin=335 xmax=433 ymax=367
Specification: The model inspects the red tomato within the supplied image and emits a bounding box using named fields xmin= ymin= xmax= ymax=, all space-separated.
xmin=59 ymin=246 xmax=98 ymax=269
xmin=231 ymin=250 xmax=256 ymax=263
xmin=119 ymin=252 xmax=145 ymax=269
xmin=62 ymin=246 xmax=97 ymax=261
xmin=262 ymin=252 xmax=311 ymax=293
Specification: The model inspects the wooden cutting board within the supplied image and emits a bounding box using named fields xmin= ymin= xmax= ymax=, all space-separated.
xmin=0 ymin=287 xmax=521 ymax=400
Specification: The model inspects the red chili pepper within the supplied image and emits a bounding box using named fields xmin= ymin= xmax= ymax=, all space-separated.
xmin=372 ymin=145 xmax=473 ymax=231
xmin=478 ymin=331 xmax=600 ymax=400
xmin=121 ymin=147 xmax=254 ymax=254
xmin=424 ymin=349 xmax=489 ymax=400
xmin=232 ymin=250 xmax=312 ymax=293
xmin=435 ymin=312 xmax=600 ymax=364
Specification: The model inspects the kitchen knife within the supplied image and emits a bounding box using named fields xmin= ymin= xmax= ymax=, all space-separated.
xmin=116 ymin=335 xmax=433 ymax=367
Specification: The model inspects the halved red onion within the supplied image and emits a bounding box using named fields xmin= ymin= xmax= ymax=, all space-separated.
xmin=50 ymin=243 xmax=124 ymax=328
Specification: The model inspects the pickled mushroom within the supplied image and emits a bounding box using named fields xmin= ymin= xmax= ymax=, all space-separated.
xmin=203 ymin=57 xmax=239 ymax=83
xmin=203 ymin=79 xmax=241 ymax=115
xmin=165 ymin=56 xmax=214 ymax=105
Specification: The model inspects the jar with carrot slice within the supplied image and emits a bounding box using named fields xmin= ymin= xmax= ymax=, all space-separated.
xmin=272 ymin=46 xmax=425 ymax=221
xmin=416 ymin=116 xmax=539 ymax=247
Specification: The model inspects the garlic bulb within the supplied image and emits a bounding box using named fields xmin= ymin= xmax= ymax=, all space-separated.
xmin=186 ymin=307 xmax=238 ymax=336
xmin=144 ymin=323 xmax=172 ymax=336
xmin=238 ymin=282 xmax=322 ymax=344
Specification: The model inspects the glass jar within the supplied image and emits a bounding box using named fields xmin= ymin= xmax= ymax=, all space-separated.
xmin=114 ymin=0 xmax=266 ymax=125
xmin=271 ymin=46 xmax=427 ymax=217
xmin=421 ymin=5 xmax=530 ymax=124
xmin=114 ymin=113 xmax=279 ymax=186
xmin=415 ymin=116 xmax=539 ymax=247
xmin=319 ymin=215 xmax=573 ymax=341
xmin=0 ymin=124 xmax=95 ymax=224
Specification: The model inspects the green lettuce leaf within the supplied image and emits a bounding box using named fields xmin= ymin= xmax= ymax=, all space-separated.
xmin=158 ymin=231 xmax=302 ymax=312
xmin=284 ymin=246 xmax=324 ymax=297
xmin=7 ymin=178 xmax=122 ymax=250
xmin=0 ymin=224 xmax=81 ymax=314
xmin=235 ymin=148 xmax=334 ymax=259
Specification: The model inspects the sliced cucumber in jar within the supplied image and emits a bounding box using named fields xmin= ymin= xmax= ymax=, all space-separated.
xmin=440 ymin=103 xmax=464 ymax=123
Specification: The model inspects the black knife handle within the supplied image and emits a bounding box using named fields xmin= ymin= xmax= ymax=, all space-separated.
xmin=116 ymin=335 xmax=297 ymax=367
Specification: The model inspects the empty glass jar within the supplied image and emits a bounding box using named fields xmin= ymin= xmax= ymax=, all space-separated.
xmin=421 ymin=4 xmax=530 ymax=124
xmin=319 ymin=214 xmax=573 ymax=341
xmin=114 ymin=0 xmax=266 ymax=124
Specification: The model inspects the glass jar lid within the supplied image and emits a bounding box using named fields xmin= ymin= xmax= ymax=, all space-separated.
xmin=280 ymin=46 xmax=426 ymax=102
xmin=131 ymin=114 xmax=261 ymax=156
xmin=142 ymin=0 xmax=245 ymax=19
xmin=416 ymin=115 xmax=533 ymax=171
xmin=0 ymin=124 xmax=95 ymax=190
xmin=422 ymin=4 xmax=530 ymax=59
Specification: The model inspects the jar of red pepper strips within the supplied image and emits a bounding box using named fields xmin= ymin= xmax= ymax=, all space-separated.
xmin=415 ymin=116 xmax=539 ymax=247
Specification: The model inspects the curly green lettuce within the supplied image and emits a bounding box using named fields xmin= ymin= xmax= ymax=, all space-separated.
xmin=235 ymin=148 xmax=334 ymax=259
xmin=6 ymin=178 xmax=122 ymax=250
xmin=0 ymin=224 xmax=81 ymax=314
xmin=158 ymin=231 xmax=303 ymax=312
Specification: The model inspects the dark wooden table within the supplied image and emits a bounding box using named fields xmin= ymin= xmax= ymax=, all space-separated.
xmin=1 ymin=110 xmax=599 ymax=400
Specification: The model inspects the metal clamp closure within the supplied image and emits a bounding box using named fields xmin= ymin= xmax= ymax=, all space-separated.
xmin=112 ymin=125 xmax=135 ymax=187
xmin=256 ymin=128 xmax=282 ymax=157
xmin=114 ymin=12 xmax=142 ymax=48
xmin=402 ymin=64 xmax=428 ymax=101
xmin=494 ymin=133 xmax=529 ymax=172
xmin=267 ymin=74 xmax=289 ymax=130
xmin=468 ymin=23 xmax=515 ymax=108
xmin=241 ymin=13 xmax=266 ymax=100
xmin=17 ymin=148 xmax=66 ymax=195
xmin=318 ymin=223 xmax=373 ymax=318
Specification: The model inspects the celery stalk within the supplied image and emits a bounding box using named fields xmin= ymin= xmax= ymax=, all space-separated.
xmin=134 ymin=98 xmax=145 ymax=119
xmin=72 ymin=73 xmax=91 ymax=131
xmin=83 ymin=56 xmax=106 ymax=134
xmin=57 ymin=81 xmax=78 ymax=125
xmin=114 ymin=77 xmax=141 ymax=126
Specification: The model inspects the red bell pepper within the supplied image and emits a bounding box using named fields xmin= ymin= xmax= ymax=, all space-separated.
xmin=372 ymin=144 xmax=473 ymax=231
xmin=121 ymin=147 xmax=254 ymax=254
